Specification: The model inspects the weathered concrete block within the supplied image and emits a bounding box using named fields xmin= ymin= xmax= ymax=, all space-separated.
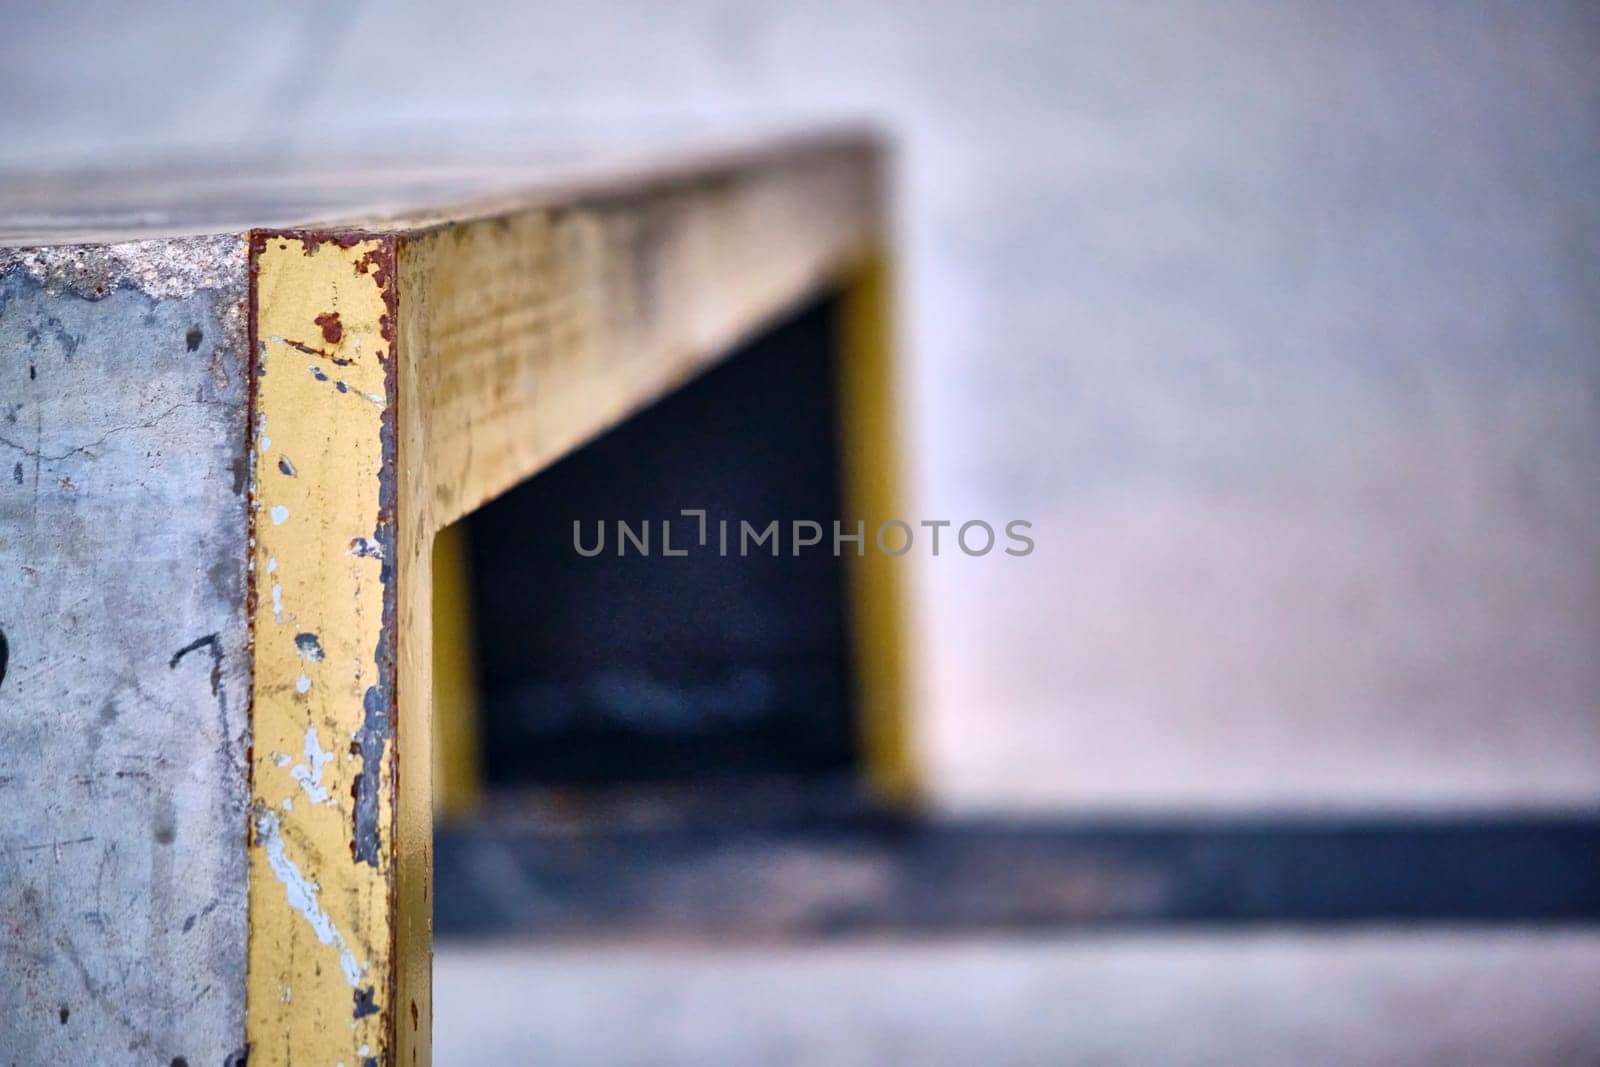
xmin=0 ymin=238 xmax=251 ymax=1064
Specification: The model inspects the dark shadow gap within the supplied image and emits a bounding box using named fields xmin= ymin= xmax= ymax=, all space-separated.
xmin=465 ymin=294 xmax=860 ymax=786
xmin=436 ymin=811 xmax=1600 ymax=936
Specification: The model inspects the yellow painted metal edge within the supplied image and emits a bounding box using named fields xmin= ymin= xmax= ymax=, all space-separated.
xmin=247 ymin=233 xmax=404 ymax=1066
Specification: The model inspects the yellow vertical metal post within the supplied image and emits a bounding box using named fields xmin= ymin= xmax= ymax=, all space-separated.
xmin=838 ymin=248 xmax=919 ymax=805
xmin=431 ymin=520 xmax=483 ymax=820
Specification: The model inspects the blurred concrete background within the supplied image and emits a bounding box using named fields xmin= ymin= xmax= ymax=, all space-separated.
xmin=5 ymin=0 xmax=1598 ymax=812
xmin=435 ymin=931 xmax=1600 ymax=1066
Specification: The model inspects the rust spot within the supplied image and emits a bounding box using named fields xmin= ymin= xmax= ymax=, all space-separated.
xmin=249 ymin=230 xmax=395 ymax=350
xmin=263 ymin=228 xmax=373 ymax=258
xmin=410 ymin=999 xmax=419 ymax=1030
xmin=354 ymin=241 xmax=399 ymax=349
xmin=314 ymin=311 xmax=343 ymax=345
xmin=282 ymin=337 xmax=351 ymax=364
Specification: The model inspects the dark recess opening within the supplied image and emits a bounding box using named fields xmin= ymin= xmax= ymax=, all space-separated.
xmin=467 ymin=295 xmax=858 ymax=787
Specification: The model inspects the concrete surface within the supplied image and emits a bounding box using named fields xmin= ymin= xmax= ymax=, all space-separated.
xmin=434 ymin=929 xmax=1600 ymax=1066
xmin=2 ymin=1 xmax=1597 ymax=811
xmin=0 ymin=241 xmax=253 ymax=1064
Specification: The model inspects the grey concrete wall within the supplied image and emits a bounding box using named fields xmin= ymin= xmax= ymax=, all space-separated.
xmin=3 ymin=1 xmax=1597 ymax=811
xmin=0 ymin=241 xmax=253 ymax=1062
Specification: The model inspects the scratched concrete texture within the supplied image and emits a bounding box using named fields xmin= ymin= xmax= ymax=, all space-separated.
xmin=0 ymin=241 xmax=252 ymax=1064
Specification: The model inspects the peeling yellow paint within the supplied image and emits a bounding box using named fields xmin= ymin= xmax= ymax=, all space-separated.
xmin=236 ymin=139 xmax=881 ymax=1067
xmin=248 ymin=235 xmax=397 ymax=1065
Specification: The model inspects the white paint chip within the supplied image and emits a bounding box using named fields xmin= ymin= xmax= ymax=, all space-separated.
xmin=290 ymin=726 xmax=333 ymax=805
xmin=257 ymin=810 xmax=364 ymax=989
xmin=348 ymin=536 xmax=384 ymax=560
xmin=270 ymin=505 xmax=289 ymax=525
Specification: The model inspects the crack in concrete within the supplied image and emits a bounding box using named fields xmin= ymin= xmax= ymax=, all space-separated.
xmin=0 ymin=401 xmax=215 ymax=462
